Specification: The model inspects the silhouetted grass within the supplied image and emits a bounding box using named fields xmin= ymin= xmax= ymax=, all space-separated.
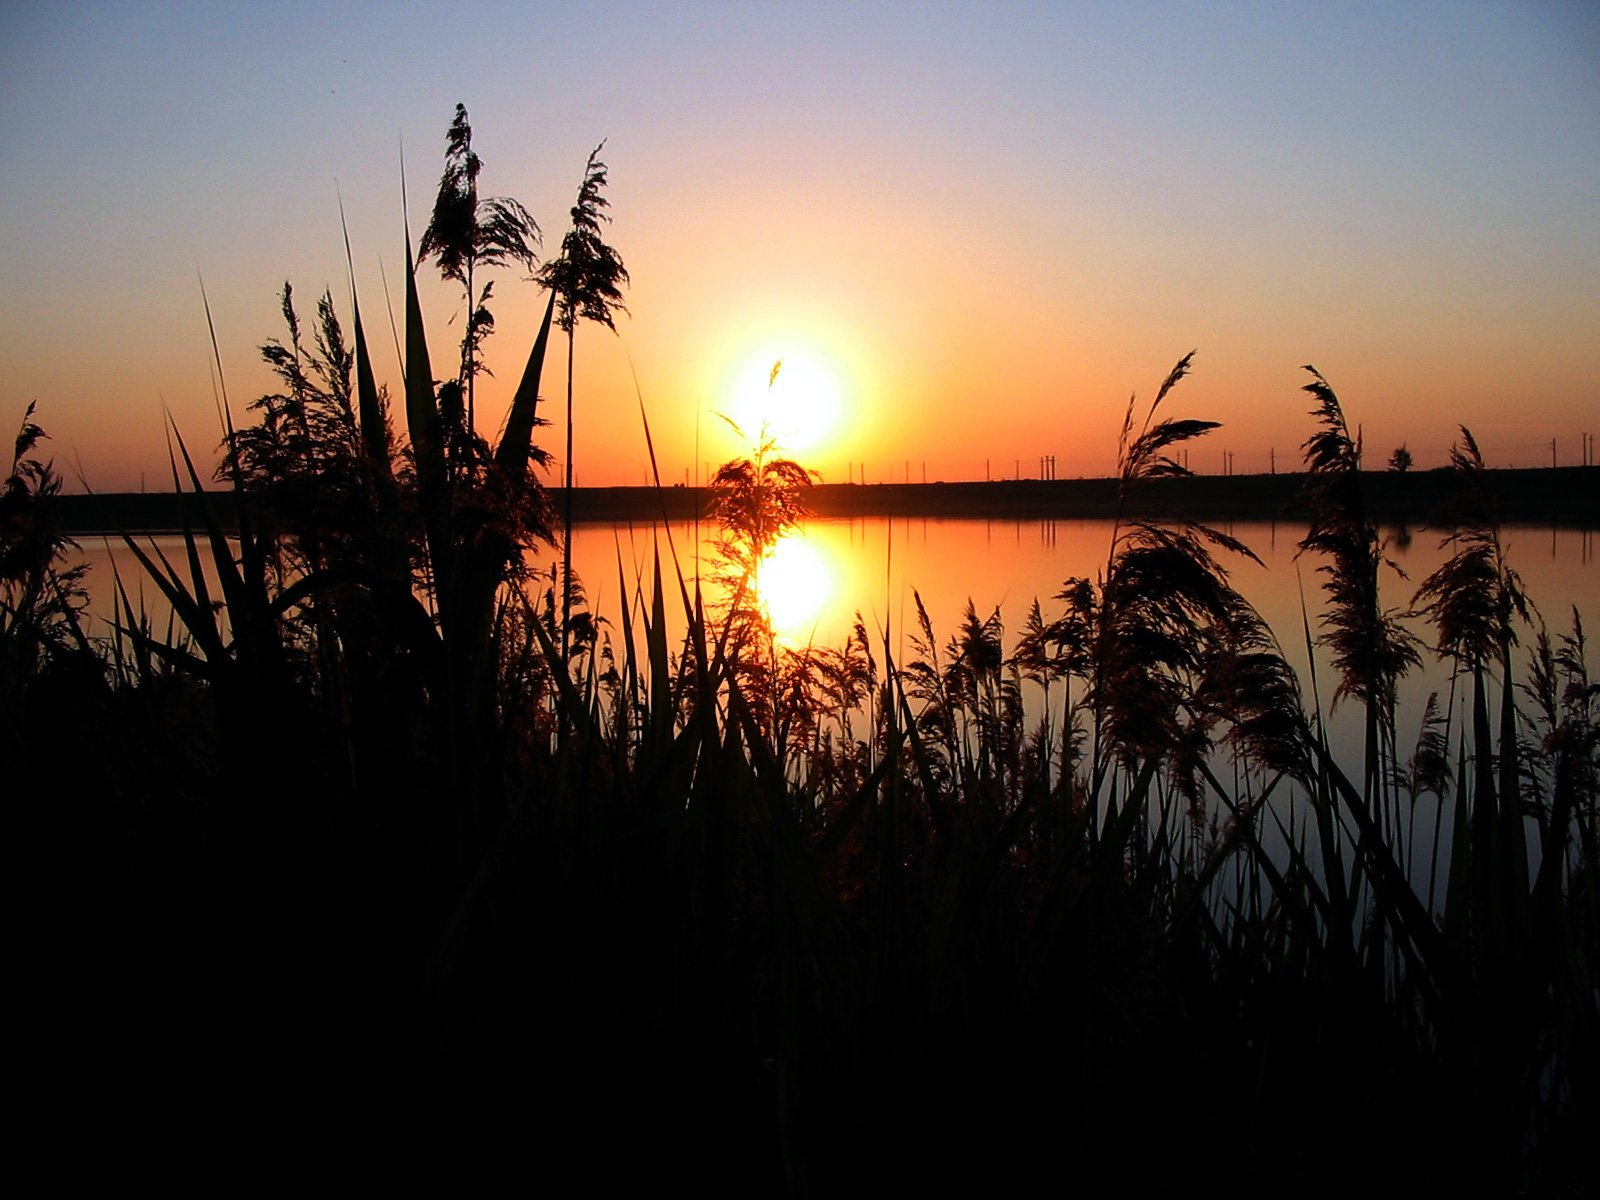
xmin=10 ymin=126 xmax=1597 ymax=1196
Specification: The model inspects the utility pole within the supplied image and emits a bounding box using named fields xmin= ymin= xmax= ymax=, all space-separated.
xmin=1552 ymin=438 xmax=1558 ymax=469
xmin=1270 ymin=447 xmax=1275 ymax=475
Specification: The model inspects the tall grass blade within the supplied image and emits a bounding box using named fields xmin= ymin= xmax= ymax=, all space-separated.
xmin=403 ymin=238 xmax=449 ymax=602
xmin=495 ymin=288 xmax=556 ymax=478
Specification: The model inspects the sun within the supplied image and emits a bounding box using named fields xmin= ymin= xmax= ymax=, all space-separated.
xmin=726 ymin=351 xmax=842 ymax=454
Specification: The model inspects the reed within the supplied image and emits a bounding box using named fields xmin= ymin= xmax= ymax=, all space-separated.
xmin=12 ymin=115 xmax=1596 ymax=1197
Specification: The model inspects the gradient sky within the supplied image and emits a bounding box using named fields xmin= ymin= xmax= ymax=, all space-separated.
xmin=3 ymin=1 xmax=1597 ymax=492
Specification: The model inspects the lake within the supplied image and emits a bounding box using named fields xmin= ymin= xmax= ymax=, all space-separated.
xmin=562 ymin=512 xmax=1594 ymax=682
xmin=73 ymin=512 xmax=1595 ymax=905
xmin=85 ymin=514 xmax=1595 ymax=720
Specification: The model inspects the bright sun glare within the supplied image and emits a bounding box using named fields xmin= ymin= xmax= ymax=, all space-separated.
xmin=758 ymin=534 xmax=832 ymax=642
xmin=727 ymin=352 xmax=842 ymax=453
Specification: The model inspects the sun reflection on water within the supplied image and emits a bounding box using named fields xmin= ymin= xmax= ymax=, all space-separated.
xmin=756 ymin=532 xmax=834 ymax=644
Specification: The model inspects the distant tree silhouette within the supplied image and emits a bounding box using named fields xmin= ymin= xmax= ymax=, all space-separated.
xmin=538 ymin=141 xmax=628 ymax=659
xmin=1388 ymin=444 xmax=1413 ymax=472
xmin=418 ymin=103 xmax=541 ymax=439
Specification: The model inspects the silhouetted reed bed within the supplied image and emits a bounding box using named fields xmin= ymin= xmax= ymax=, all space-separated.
xmin=9 ymin=117 xmax=1596 ymax=1197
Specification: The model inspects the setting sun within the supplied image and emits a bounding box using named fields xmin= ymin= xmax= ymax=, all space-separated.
xmin=725 ymin=352 xmax=843 ymax=454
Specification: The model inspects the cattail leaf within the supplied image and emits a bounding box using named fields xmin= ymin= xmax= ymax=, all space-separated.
xmin=644 ymin=549 xmax=673 ymax=751
xmin=341 ymin=211 xmax=403 ymax=503
xmin=171 ymin=422 xmax=248 ymax=623
xmin=527 ymin=591 xmax=599 ymax=746
xmin=495 ymin=287 xmax=556 ymax=478
xmin=116 ymin=532 xmax=225 ymax=668
xmin=1443 ymin=734 xmax=1473 ymax=946
xmin=404 ymin=238 xmax=449 ymax=595
xmin=1499 ymin=643 xmax=1529 ymax=904
xmin=1308 ymin=734 xmax=1466 ymax=999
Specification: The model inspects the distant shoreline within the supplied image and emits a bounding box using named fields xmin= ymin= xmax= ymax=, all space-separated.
xmin=54 ymin=466 xmax=1600 ymax=534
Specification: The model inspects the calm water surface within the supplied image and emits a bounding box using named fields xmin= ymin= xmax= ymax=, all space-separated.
xmin=79 ymin=517 xmax=1593 ymax=906
xmin=562 ymin=515 xmax=1595 ymax=780
xmin=82 ymin=517 xmax=1595 ymax=723
xmin=570 ymin=515 xmax=1594 ymax=660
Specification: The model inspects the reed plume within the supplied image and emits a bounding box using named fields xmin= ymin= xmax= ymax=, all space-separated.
xmin=1297 ymin=366 xmax=1420 ymax=797
xmin=1088 ymin=352 xmax=1304 ymax=795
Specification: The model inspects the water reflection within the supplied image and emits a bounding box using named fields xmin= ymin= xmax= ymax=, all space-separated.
xmin=79 ymin=519 xmax=1597 ymax=678
xmin=756 ymin=532 xmax=834 ymax=645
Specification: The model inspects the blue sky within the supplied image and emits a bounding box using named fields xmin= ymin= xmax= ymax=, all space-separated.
xmin=3 ymin=1 xmax=1596 ymax=488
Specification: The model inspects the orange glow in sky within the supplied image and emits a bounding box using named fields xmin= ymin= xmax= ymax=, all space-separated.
xmin=2 ymin=5 xmax=1596 ymax=491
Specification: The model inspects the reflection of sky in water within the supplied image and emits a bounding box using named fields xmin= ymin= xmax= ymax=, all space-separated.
xmin=676 ymin=508 xmax=1560 ymax=819
xmin=73 ymin=517 xmax=1595 ymax=907
xmin=79 ymin=520 xmax=1597 ymax=704
xmin=754 ymin=517 xmax=1596 ymax=664
xmin=660 ymin=518 xmax=1597 ymax=770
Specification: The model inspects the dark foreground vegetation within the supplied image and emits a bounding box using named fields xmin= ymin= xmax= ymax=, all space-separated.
xmin=9 ymin=113 xmax=1597 ymax=1197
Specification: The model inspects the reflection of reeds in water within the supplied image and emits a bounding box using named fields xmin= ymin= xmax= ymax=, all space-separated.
xmin=9 ymin=148 xmax=1597 ymax=1195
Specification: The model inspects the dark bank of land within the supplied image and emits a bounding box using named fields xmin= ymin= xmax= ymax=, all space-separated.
xmin=56 ymin=465 xmax=1600 ymax=533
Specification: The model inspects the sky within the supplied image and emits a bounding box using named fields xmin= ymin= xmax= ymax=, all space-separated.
xmin=2 ymin=1 xmax=1597 ymax=492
